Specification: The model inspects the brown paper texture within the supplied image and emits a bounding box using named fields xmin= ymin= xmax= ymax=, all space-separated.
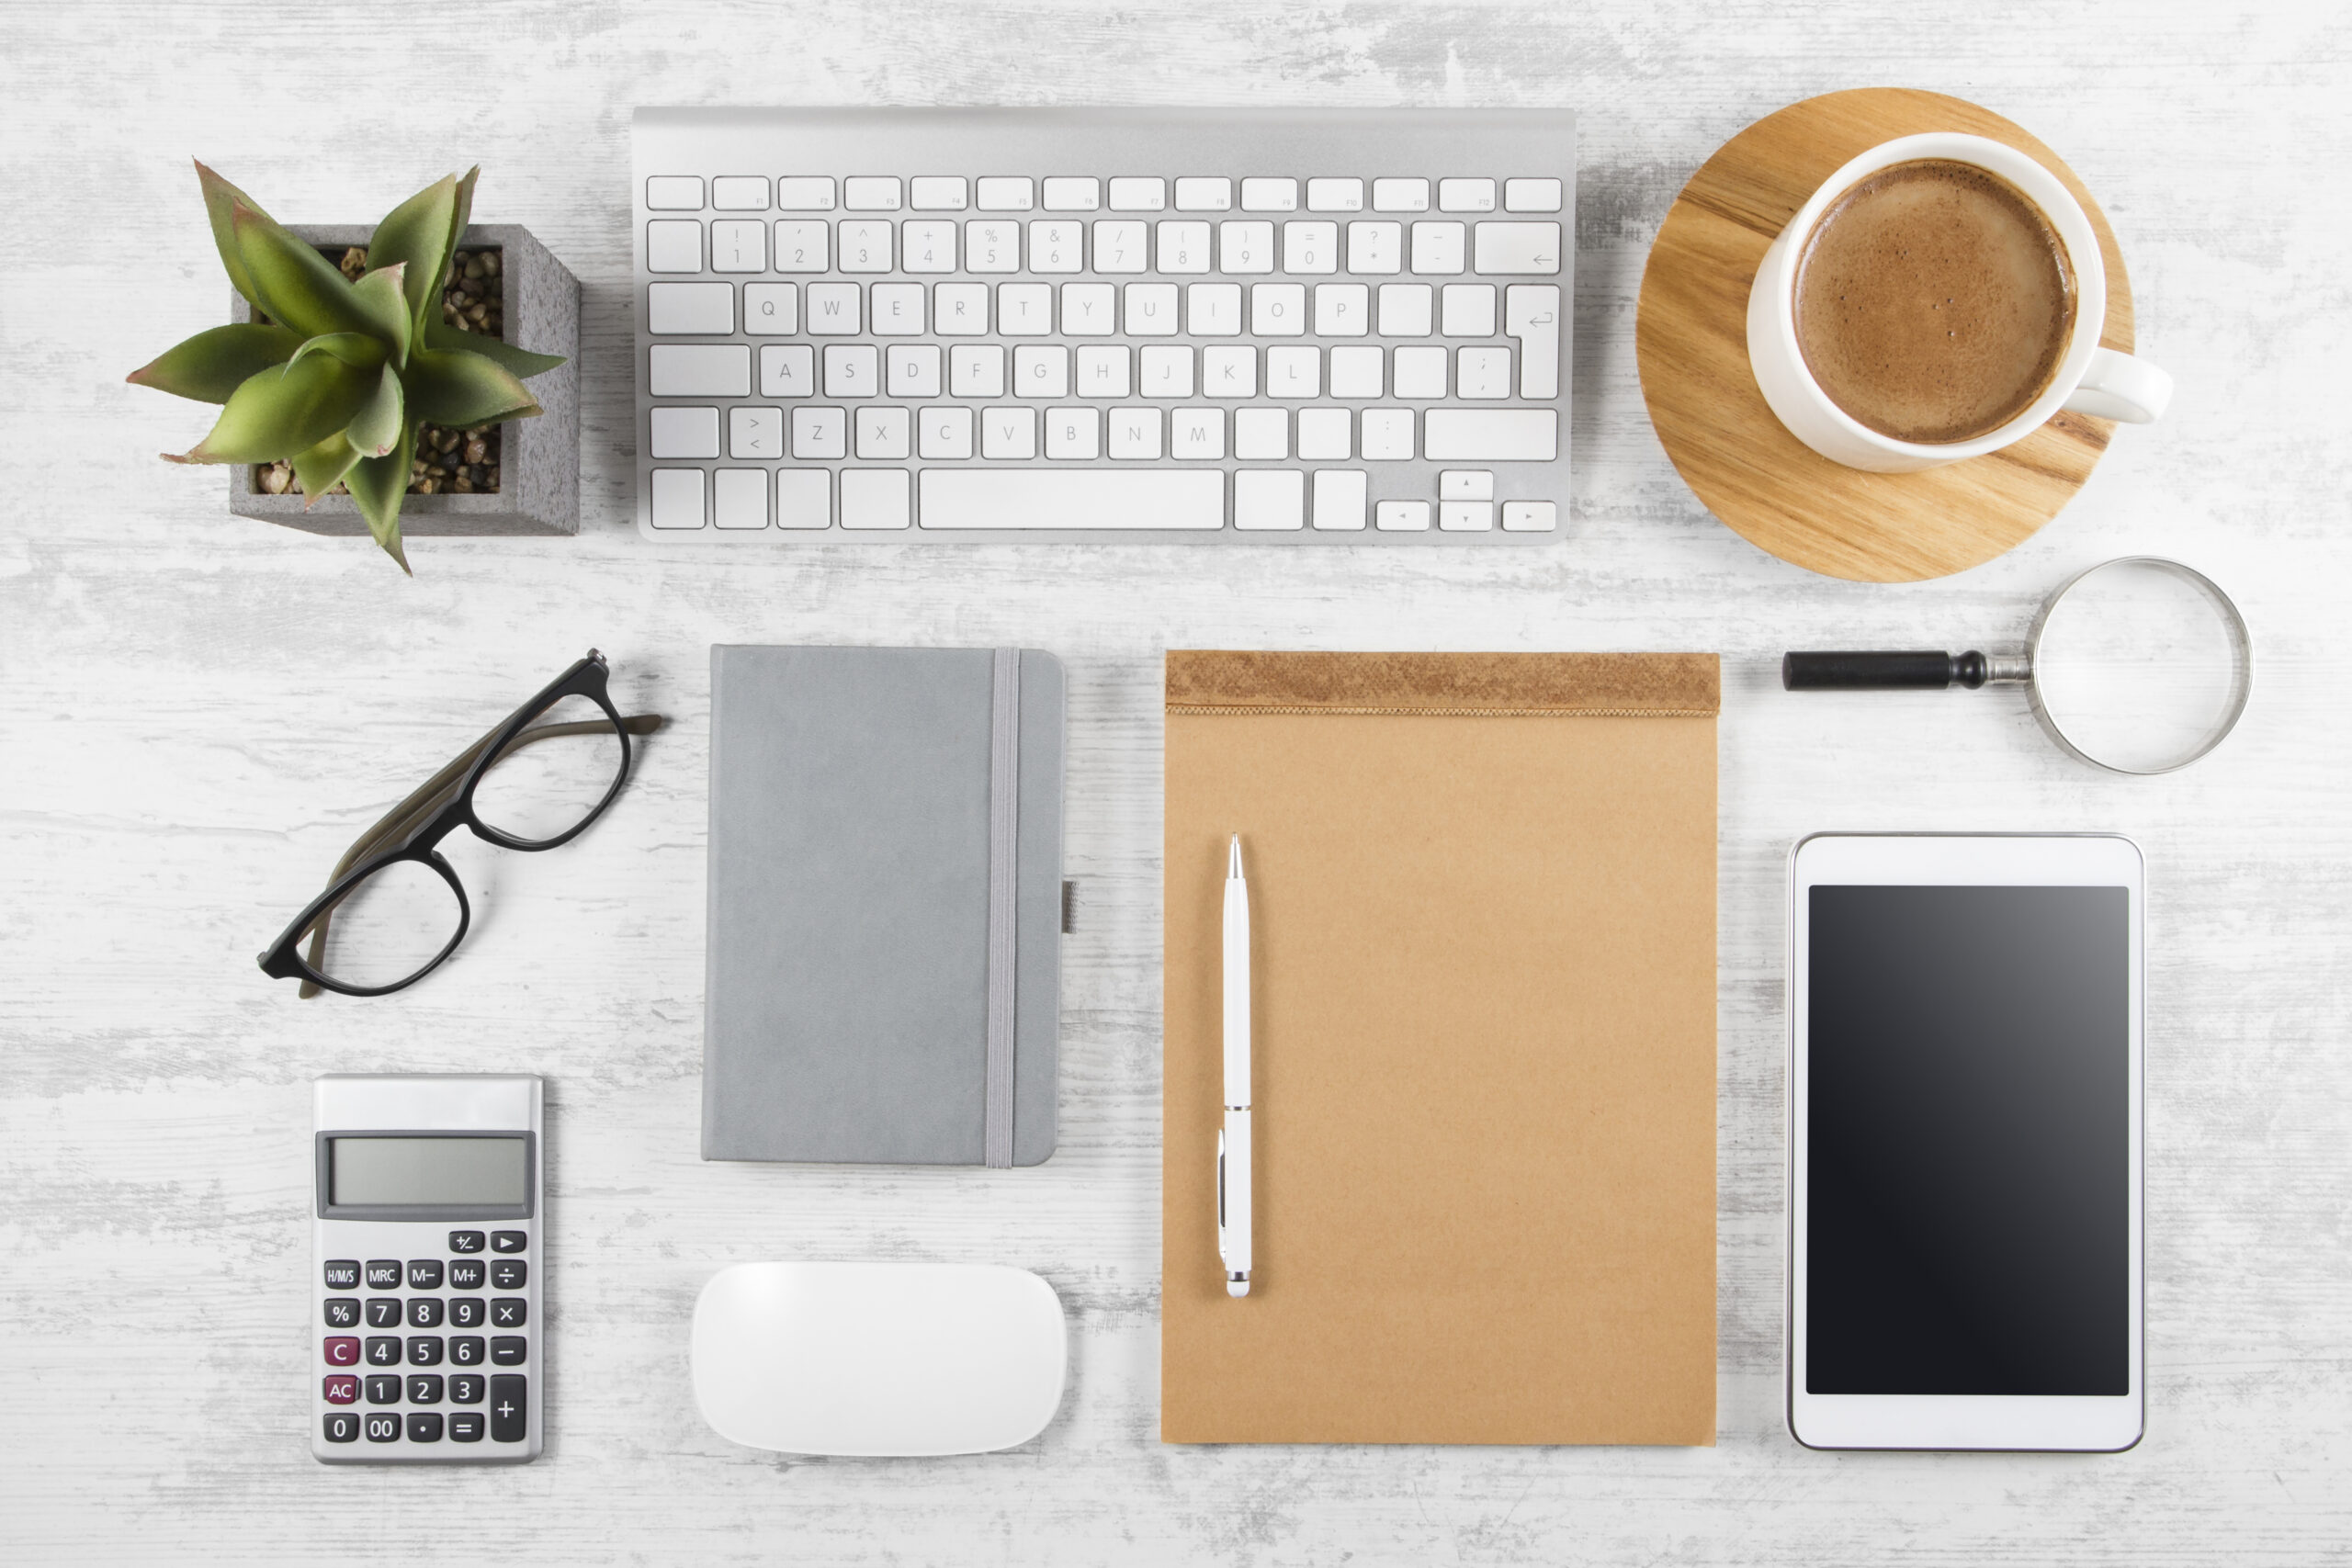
xmin=1161 ymin=651 xmax=1719 ymax=1445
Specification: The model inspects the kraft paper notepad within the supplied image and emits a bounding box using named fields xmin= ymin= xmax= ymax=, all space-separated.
xmin=1160 ymin=650 xmax=1718 ymax=1445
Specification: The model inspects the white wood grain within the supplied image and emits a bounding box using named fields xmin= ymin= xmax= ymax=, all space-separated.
xmin=3 ymin=1 xmax=2348 ymax=1562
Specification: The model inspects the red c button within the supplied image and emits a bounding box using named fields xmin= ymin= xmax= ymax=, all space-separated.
xmin=323 ymin=1337 xmax=360 ymax=1367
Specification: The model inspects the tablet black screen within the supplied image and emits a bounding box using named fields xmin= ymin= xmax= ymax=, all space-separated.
xmin=1806 ymin=884 xmax=2130 ymax=1396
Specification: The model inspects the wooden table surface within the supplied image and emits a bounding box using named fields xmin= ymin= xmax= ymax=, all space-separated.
xmin=3 ymin=3 xmax=2346 ymax=1562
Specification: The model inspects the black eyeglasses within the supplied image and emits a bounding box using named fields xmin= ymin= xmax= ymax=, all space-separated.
xmin=258 ymin=651 xmax=664 ymax=998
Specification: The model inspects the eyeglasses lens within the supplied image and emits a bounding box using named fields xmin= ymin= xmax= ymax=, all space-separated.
xmin=310 ymin=860 xmax=465 ymax=990
xmin=470 ymin=693 xmax=627 ymax=845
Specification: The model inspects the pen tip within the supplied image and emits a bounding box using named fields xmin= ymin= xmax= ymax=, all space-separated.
xmin=1227 ymin=1280 xmax=1250 ymax=1298
xmin=1228 ymin=835 xmax=1243 ymax=876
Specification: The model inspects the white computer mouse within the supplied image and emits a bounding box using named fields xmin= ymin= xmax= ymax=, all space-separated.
xmin=690 ymin=1261 xmax=1067 ymax=1457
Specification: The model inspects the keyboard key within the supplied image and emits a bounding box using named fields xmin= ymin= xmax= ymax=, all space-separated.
xmin=1439 ymin=177 xmax=1497 ymax=212
xmin=1316 ymin=284 xmax=1370 ymax=337
xmin=1378 ymin=283 xmax=1432 ymax=336
xmin=1241 ymin=177 xmax=1297 ymax=212
xmin=1091 ymin=220 xmax=1148 ymax=274
xmin=1125 ymin=283 xmax=1180 ymax=337
xmin=407 ymin=1337 xmax=445 ymax=1367
xmin=1441 ymin=470 xmax=1495 ymax=500
xmin=449 ymin=1337 xmax=487 ymax=1367
xmin=1140 ymin=344 xmax=1193 ymax=397
xmin=364 ymin=1337 xmax=401 ymax=1367
xmin=1219 ymin=220 xmax=1274 ymax=274
xmin=1422 ymin=409 xmax=1556 ymax=460
xmin=490 ymin=1375 xmax=529 ymax=1442
xmin=778 ymin=469 xmax=831 ymax=528
xmin=805 ymin=283 xmax=860 ymax=334
xmin=1233 ymin=407 xmax=1287 ymax=460
xmin=966 ymin=220 xmax=1021 ymax=273
xmin=774 ymin=220 xmax=829 ymax=272
xmin=1108 ymin=176 xmax=1165 ymax=211
xmin=408 ymin=1373 xmax=444 ymax=1404
xmin=1306 ymin=177 xmax=1363 ymax=212
xmin=1442 ymin=283 xmax=1496 ymax=337
xmin=324 ymin=1337 xmax=360 ymax=1367
xmin=1283 ymin=221 xmax=1338 ymax=275
xmin=1393 ymin=344 xmax=1447 ymax=399
xmin=976 ymin=176 xmax=1034 ymax=210
xmin=1014 ymin=344 xmax=1069 ymax=398
xmin=1313 ymin=469 xmax=1369 ymax=530
xmin=871 ymin=279 xmax=927 ymax=337
xmin=1441 ymin=500 xmax=1495 ymax=531
xmin=1187 ymin=283 xmax=1242 ymax=338
xmin=936 ymin=282 xmax=989 ymax=335
xmin=709 ymin=219 xmax=765 ymax=272
xmin=793 ymin=407 xmax=847 ymax=458
xmin=645 ymin=175 xmax=703 ymax=210
xmin=649 ymin=344 xmax=752 ymax=396
xmin=887 ymin=344 xmax=944 ymax=397
xmin=1251 ymin=283 xmax=1306 ymax=336
xmin=1376 ymin=500 xmax=1432 ymax=531
xmin=448 ymin=1412 xmax=485 ymax=1442
xmin=324 ymin=1260 xmax=359 ymax=1290
xmin=407 ymin=1297 xmax=446 ymax=1329
xmin=1156 ymin=220 xmax=1211 ymax=275
xmin=491 ymin=1298 xmax=529 ymax=1330
xmin=491 ymin=1337 xmax=529 ymax=1367
xmin=743 ymin=282 xmax=797 ymax=334
xmin=1203 ymin=344 xmax=1255 ymax=397
xmin=854 ymin=406 xmax=911 ymax=458
xmin=366 ymin=1261 xmax=402 ymax=1290
xmin=324 ymin=1298 xmax=360 ymax=1329
xmin=1502 ymin=500 xmax=1558 ymax=531
xmin=322 ymin=1411 xmax=360 ymax=1444
xmin=1107 ymin=407 xmax=1161 ymax=458
xmin=1362 ymin=408 xmax=1414 ymax=459
xmin=323 ymin=1373 xmax=358 ymax=1404
xmin=1473 ymin=220 xmax=1561 ymax=275
xmin=649 ymin=468 xmax=705 ymax=529
xmin=1234 ymin=469 xmax=1304 ymax=530
xmin=650 ymin=406 xmax=720 ymax=459
xmin=1411 ymin=221 xmax=1466 ymax=275
xmin=1348 ymin=221 xmax=1403 ymax=275
xmin=711 ymin=175 xmax=769 ymax=210
xmin=1372 ymin=177 xmax=1429 ymax=212
xmin=364 ymin=1411 xmax=401 ymax=1443
xmin=919 ymin=469 xmax=1224 ymax=529
xmin=981 ymin=406 xmax=1036 ymax=459
xmin=450 ymin=1374 xmax=486 ymax=1404
xmin=761 ymin=344 xmax=814 ymax=397
xmin=449 ymin=1296 xmax=487 ymax=1329
xmin=1174 ymin=176 xmax=1231 ymax=211
xmin=843 ymin=175 xmax=901 ymax=210
xmin=950 ymin=344 xmax=1005 ymax=397
xmin=919 ymin=407 xmax=976 ymax=459
xmin=1507 ymin=285 xmax=1561 ymax=398
xmin=1170 ymin=408 xmax=1224 ymax=459
xmin=910 ymin=175 xmax=967 ymax=209
xmin=1029 ymin=220 xmax=1083 ymax=273
xmin=491 ymin=1231 xmax=526 ymax=1254
xmin=1062 ymin=283 xmax=1116 ymax=336
xmin=645 ymin=220 xmax=701 ymax=274
xmin=1043 ymin=176 xmax=1099 ymax=210
xmin=839 ymin=220 xmax=892 ymax=273
xmin=1297 ymin=408 xmax=1351 ymax=460
xmin=902 ymin=220 xmax=956 ymax=273
xmin=999 ymin=282 xmax=1052 ymax=335
xmin=1266 ymin=345 xmax=1318 ymax=398
xmin=1505 ymin=177 xmax=1563 ymax=212
xmin=365 ymin=1297 xmax=401 ymax=1328
xmin=776 ymin=176 xmax=835 ymax=210
xmin=1044 ymin=406 xmax=1100 ymax=459
xmin=648 ymin=281 xmax=734 ymax=334
xmin=715 ymin=468 xmax=769 ymax=529
xmin=823 ymin=344 xmax=880 ymax=397
xmin=406 ymin=1412 xmax=445 ymax=1443
xmin=1329 ymin=344 xmax=1383 ymax=398
xmin=1458 ymin=346 xmax=1512 ymax=399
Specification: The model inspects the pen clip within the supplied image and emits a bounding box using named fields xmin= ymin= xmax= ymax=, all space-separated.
xmin=1216 ymin=1128 xmax=1227 ymax=1231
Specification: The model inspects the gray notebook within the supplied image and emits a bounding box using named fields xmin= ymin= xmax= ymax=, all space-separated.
xmin=703 ymin=645 xmax=1064 ymax=1167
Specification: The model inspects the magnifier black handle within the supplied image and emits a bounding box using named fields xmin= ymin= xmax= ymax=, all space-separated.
xmin=1781 ymin=651 xmax=1994 ymax=690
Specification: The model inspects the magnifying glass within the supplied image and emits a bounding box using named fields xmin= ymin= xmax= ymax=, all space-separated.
xmin=1783 ymin=557 xmax=2254 ymax=774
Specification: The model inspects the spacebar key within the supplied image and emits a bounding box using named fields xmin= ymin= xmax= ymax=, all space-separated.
xmin=920 ymin=469 xmax=1226 ymax=529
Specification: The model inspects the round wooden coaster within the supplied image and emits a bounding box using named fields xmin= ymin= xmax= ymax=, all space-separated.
xmin=1636 ymin=88 xmax=2137 ymax=582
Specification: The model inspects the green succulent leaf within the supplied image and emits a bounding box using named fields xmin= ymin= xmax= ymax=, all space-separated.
xmin=347 ymin=264 xmax=412 ymax=367
xmin=195 ymin=161 xmax=271 ymax=311
xmin=368 ymin=174 xmax=461 ymax=336
xmin=288 ymin=332 xmax=387 ymax=372
xmin=422 ymin=318 xmax=566 ymax=379
xmin=164 ymin=354 xmax=373 ymax=465
xmin=127 ymin=322 xmax=303 ymax=403
xmin=232 ymin=203 xmax=376 ymax=340
xmin=289 ymin=431 xmax=363 ymax=506
xmin=403 ymin=346 xmax=541 ymax=428
xmin=345 ymin=418 xmax=416 ymax=575
xmin=450 ymin=165 xmax=479 ymax=257
xmin=346 ymin=365 xmax=406 ymax=457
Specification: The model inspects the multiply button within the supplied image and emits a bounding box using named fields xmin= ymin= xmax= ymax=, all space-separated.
xmin=323 ymin=1299 xmax=360 ymax=1329
xmin=407 ymin=1259 xmax=444 ymax=1290
xmin=323 ymin=1260 xmax=359 ymax=1290
xmin=448 ymin=1231 xmax=486 ymax=1254
xmin=492 ymin=1300 xmax=526 ymax=1329
xmin=491 ymin=1231 xmax=526 ymax=1254
xmin=490 ymin=1375 xmax=527 ymax=1442
xmin=491 ymin=1337 xmax=528 ymax=1367
xmin=491 ymin=1259 xmax=526 ymax=1290
xmin=448 ymin=1260 xmax=485 ymax=1290
xmin=322 ymin=1375 xmax=358 ymax=1405
xmin=365 ymin=1261 xmax=402 ymax=1289
xmin=323 ymin=1337 xmax=359 ymax=1368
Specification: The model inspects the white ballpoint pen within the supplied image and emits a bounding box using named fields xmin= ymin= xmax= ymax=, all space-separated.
xmin=1217 ymin=834 xmax=1252 ymax=1298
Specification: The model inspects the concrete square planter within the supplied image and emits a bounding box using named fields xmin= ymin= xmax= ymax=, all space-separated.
xmin=229 ymin=223 xmax=579 ymax=536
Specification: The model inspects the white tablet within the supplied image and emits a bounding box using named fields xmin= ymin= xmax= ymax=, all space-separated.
xmin=1788 ymin=833 xmax=2143 ymax=1451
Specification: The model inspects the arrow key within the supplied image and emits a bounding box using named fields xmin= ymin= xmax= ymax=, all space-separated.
xmin=1473 ymin=221 xmax=1560 ymax=276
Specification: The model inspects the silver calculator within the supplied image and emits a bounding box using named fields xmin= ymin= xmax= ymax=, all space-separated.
xmin=312 ymin=1075 xmax=544 ymax=1464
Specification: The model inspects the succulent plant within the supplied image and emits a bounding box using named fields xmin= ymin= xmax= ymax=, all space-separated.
xmin=130 ymin=163 xmax=565 ymax=573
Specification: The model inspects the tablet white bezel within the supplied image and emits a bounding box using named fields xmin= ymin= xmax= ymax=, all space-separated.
xmin=1787 ymin=832 xmax=2144 ymax=1452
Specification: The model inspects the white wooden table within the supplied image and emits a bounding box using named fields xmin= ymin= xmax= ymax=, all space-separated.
xmin=4 ymin=3 xmax=2346 ymax=1562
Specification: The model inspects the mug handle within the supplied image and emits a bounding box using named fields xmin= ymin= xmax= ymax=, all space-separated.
xmin=2063 ymin=347 xmax=2173 ymax=423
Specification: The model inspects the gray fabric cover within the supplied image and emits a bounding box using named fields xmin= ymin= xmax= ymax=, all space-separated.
xmin=703 ymin=645 xmax=1063 ymax=1165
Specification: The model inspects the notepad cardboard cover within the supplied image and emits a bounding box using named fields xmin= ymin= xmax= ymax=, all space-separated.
xmin=1160 ymin=650 xmax=1718 ymax=1444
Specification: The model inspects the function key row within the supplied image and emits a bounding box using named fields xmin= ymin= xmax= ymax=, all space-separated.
xmin=324 ymin=1335 xmax=528 ymax=1368
xmin=328 ymin=1257 xmax=526 ymax=1290
xmin=322 ymin=1376 xmax=526 ymax=1443
xmin=648 ymin=175 xmax=1563 ymax=216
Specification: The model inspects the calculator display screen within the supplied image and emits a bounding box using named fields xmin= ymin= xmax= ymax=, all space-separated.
xmin=328 ymin=1136 xmax=529 ymax=1208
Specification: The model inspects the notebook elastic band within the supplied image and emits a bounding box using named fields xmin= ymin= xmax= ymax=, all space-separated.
xmin=984 ymin=648 xmax=1022 ymax=1168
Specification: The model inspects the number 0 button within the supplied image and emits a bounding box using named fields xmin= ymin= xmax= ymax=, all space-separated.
xmin=323 ymin=1412 xmax=359 ymax=1443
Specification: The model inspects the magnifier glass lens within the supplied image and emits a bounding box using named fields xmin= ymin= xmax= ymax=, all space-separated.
xmin=2032 ymin=559 xmax=2249 ymax=773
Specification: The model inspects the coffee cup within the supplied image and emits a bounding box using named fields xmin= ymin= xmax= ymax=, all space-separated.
xmin=1746 ymin=132 xmax=2171 ymax=473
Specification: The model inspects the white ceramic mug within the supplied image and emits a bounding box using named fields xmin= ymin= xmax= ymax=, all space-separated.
xmin=1746 ymin=132 xmax=2172 ymax=473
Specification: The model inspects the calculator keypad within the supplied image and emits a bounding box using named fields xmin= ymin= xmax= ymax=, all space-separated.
xmin=319 ymin=1231 xmax=533 ymax=1460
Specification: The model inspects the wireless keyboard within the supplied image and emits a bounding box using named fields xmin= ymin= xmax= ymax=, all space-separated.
xmin=630 ymin=107 xmax=1574 ymax=543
